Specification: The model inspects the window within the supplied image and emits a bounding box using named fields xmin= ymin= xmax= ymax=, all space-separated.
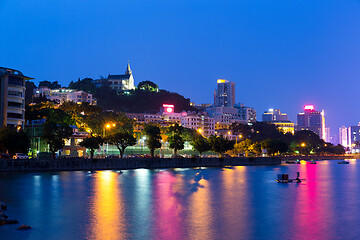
xmin=8 ymin=101 xmax=23 ymax=108
xmin=8 ymin=76 xmax=24 ymax=86
xmin=8 ymin=91 xmax=22 ymax=97
xmin=7 ymin=112 xmax=23 ymax=119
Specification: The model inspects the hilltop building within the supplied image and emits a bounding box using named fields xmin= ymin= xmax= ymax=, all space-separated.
xmin=34 ymin=87 xmax=96 ymax=105
xmin=94 ymin=62 xmax=135 ymax=93
xmin=0 ymin=67 xmax=32 ymax=128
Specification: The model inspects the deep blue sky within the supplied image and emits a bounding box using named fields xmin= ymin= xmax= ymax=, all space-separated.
xmin=1 ymin=0 xmax=360 ymax=140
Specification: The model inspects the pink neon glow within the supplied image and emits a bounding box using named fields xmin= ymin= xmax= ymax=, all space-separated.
xmin=166 ymin=107 xmax=173 ymax=113
xmin=163 ymin=104 xmax=174 ymax=108
xmin=304 ymin=105 xmax=314 ymax=110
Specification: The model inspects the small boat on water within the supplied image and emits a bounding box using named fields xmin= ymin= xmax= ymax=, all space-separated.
xmin=285 ymin=160 xmax=296 ymax=164
xmin=276 ymin=172 xmax=304 ymax=183
xmin=309 ymin=160 xmax=317 ymax=164
xmin=338 ymin=160 xmax=349 ymax=164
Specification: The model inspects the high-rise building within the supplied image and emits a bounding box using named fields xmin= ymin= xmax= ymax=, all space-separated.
xmin=0 ymin=67 xmax=32 ymax=128
xmin=339 ymin=126 xmax=349 ymax=147
xmin=296 ymin=105 xmax=326 ymax=140
xmin=214 ymin=79 xmax=235 ymax=107
xmin=348 ymin=123 xmax=360 ymax=148
xmin=262 ymin=109 xmax=289 ymax=122
xmin=94 ymin=62 xmax=135 ymax=93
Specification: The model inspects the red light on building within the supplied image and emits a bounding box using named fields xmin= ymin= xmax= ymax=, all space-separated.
xmin=163 ymin=104 xmax=174 ymax=113
xmin=304 ymin=105 xmax=314 ymax=111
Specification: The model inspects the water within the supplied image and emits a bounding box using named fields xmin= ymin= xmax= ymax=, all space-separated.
xmin=0 ymin=160 xmax=359 ymax=240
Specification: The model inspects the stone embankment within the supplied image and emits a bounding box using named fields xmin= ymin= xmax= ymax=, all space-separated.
xmin=0 ymin=157 xmax=280 ymax=172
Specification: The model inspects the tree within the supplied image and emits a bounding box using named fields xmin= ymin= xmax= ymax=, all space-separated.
xmin=169 ymin=134 xmax=184 ymax=156
xmin=43 ymin=122 xmax=73 ymax=158
xmin=191 ymin=136 xmax=211 ymax=156
xmin=25 ymin=81 xmax=37 ymax=104
xmin=39 ymin=80 xmax=61 ymax=89
xmin=138 ymin=80 xmax=159 ymax=92
xmin=106 ymin=132 xmax=136 ymax=158
xmin=144 ymin=124 xmax=162 ymax=158
xmin=41 ymin=109 xmax=74 ymax=158
xmin=69 ymin=78 xmax=97 ymax=94
xmin=167 ymin=123 xmax=185 ymax=156
xmin=261 ymin=139 xmax=288 ymax=156
xmin=0 ymin=127 xmax=30 ymax=156
xmin=80 ymin=136 xmax=104 ymax=159
xmin=234 ymin=139 xmax=253 ymax=157
xmin=208 ymin=135 xmax=235 ymax=157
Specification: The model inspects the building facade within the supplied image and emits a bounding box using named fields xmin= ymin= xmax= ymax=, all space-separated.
xmin=262 ymin=109 xmax=289 ymax=122
xmin=235 ymin=104 xmax=257 ymax=123
xmin=0 ymin=67 xmax=32 ymax=128
xmin=34 ymin=87 xmax=96 ymax=105
xmin=261 ymin=108 xmax=294 ymax=134
xmin=214 ymin=79 xmax=235 ymax=107
xmin=296 ymin=105 xmax=326 ymax=140
xmin=94 ymin=62 xmax=135 ymax=93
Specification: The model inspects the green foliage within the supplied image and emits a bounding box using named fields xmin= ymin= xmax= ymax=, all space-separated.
xmin=167 ymin=123 xmax=185 ymax=156
xmin=191 ymin=136 xmax=211 ymax=155
xmin=41 ymin=109 xmax=74 ymax=158
xmin=94 ymin=88 xmax=193 ymax=113
xmin=169 ymin=134 xmax=185 ymax=156
xmin=138 ymin=80 xmax=159 ymax=92
xmin=69 ymin=78 xmax=97 ymax=94
xmin=79 ymin=136 xmax=104 ymax=159
xmin=235 ymin=139 xmax=253 ymax=157
xmin=144 ymin=124 xmax=162 ymax=157
xmin=39 ymin=80 xmax=61 ymax=89
xmin=106 ymin=132 xmax=136 ymax=158
xmin=25 ymin=81 xmax=37 ymax=104
xmin=0 ymin=127 xmax=30 ymax=155
xmin=261 ymin=139 xmax=288 ymax=156
xmin=208 ymin=135 xmax=235 ymax=157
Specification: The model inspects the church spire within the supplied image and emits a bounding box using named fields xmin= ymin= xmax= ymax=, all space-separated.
xmin=125 ymin=61 xmax=132 ymax=75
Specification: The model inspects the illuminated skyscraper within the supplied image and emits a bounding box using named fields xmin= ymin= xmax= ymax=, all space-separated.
xmin=339 ymin=126 xmax=349 ymax=147
xmin=214 ymin=79 xmax=235 ymax=107
xmin=296 ymin=105 xmax=326 ymax=141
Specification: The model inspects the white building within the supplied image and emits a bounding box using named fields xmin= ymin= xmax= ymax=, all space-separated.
xmin=34 ymin=87 xmax=96 ymax=105
xmin=0 ymin=67 xmax=31 ymax=128
xmin=94 ymin=62 xmax=135 ymax=93
xmin=206 ymin=106 xmax=246 ymax=129
xmin=339 ymin=126 xmax=348 ymax=148
xmin=181 ymin=113 xmax=215 ymax=137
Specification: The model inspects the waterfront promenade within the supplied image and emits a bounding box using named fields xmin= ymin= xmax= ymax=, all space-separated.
xmin=0 ymin=157 xmax=280 ymax=172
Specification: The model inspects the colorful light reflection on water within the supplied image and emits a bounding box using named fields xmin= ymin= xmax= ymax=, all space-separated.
xmin=1 ymin=161 xmax=360 ymax=239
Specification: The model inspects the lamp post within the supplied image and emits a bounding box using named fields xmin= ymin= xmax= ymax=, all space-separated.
xmin=103 ymin=123 xmax=116 ymax=156
xmin=236 ymin=134 xmax=243 ymax=144
xmin=301 ymin=142 xmax=306 ymax=155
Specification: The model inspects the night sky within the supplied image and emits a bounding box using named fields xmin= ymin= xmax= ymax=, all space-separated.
xmin=1 ymin=0 xmax=360 ymax=140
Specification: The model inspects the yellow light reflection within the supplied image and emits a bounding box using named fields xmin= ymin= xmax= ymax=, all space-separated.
xmin=89 ymin=171 xmax=127 ymax=240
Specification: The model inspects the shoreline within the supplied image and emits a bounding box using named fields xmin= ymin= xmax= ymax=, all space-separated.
xmin=0 ymin=156 xmax=356 ymax=173
xmin=0 ymin=157 xmax=280 ymax=172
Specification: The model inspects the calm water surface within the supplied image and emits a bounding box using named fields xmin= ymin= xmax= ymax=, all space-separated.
xmin=0 ymin=160 xmax=359 ymax=240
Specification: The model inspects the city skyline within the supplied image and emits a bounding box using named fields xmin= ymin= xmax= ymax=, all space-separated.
xmin=1 ymin=0 xmax=360 ymax=136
